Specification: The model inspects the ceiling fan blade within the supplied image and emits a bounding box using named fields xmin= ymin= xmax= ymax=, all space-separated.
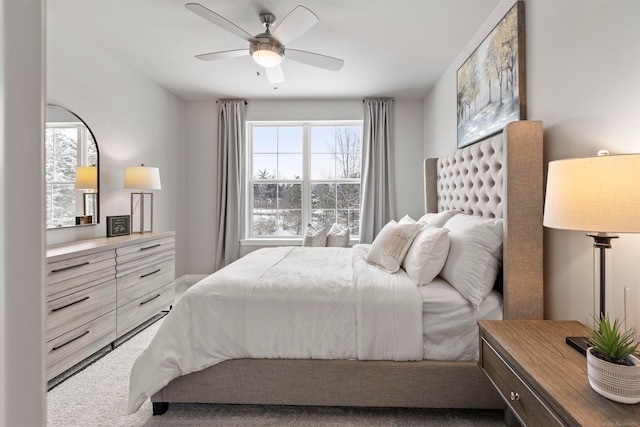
xmin=195 ymin=49 xmax=249 ymax=61
xmin=265 ymin=65 xmax=285 ymax=84
xmin=271 ymin=5 xmax=318 ymax=45
xmin=186 ymin=3 xmax=254 ymax=42
xmin=286 ymin=49 xmax=344 ymax=71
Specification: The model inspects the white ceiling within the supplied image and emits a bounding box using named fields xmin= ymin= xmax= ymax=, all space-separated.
xmin=47 ymin=0 xmax=500 ymax=101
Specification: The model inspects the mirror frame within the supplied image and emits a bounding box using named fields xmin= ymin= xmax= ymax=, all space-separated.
xmin=45 ymin=104 xmax=100 ymax=229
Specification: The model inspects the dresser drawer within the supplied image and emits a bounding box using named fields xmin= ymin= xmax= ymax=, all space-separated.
xmin=117 ymin=281 xmax=174 ymax=338
xmin=47 ymin=266 xmax=115 ymax=302
xmin=47 ymin=249 xmax=115 ymax=286
xmin=47 ymin=279 xmax=116 ymax=342
xmin=117 ymin=258 xmax=175 ymax=307
xmin=47 ymin=310 xmax=116 ymax=381
xmin=481 ymin=338 xmax=563 ymax=426
xmin=117 ymin=253 xmax=174 ymax=280
xmin=116 ymin=236 xmax=175 ymax=266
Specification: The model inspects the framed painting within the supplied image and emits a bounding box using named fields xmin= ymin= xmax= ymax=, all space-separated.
xmin=457 ymin=1 xmax=526 ymax=148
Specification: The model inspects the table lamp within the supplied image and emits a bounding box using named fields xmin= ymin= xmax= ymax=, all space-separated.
xmin=75 ymin=165 xmax=98 ymax=222
xmin=124 ymin=164 xmax=161 ymax=233
xmin=543 ymin=151 xmax=640 ymax=354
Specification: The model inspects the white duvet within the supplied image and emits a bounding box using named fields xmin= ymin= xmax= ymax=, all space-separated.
xmin=127 ymin=245 xmax=423 ymax=414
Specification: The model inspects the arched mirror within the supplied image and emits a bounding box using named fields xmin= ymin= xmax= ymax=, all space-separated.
xmin=45 ymin=105 xmax=100 ymax=229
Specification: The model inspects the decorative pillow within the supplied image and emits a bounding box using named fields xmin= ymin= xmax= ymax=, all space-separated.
xmin=418 ymin=210 xmax=459 ymax=228
xmin=402 ymin=225 xmax=450 ymax=286
xmin=326 ymin=223 xmax=349 ymax=247
xmin=439 ymin=214 xmax=503 ymax=308
xmin=365 ymin=221 xmax=422 ymax=273
xmin=398 ymin=214 xmax=417 ymax=224
xmin=302 ymin=224 xmax=329 ymax=247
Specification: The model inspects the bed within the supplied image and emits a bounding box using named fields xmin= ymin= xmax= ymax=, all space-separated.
xmin=132 ymin=120 xmax=543 ymax=415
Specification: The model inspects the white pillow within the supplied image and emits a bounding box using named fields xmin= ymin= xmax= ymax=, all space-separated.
xmin=418 ymin=210 xmax=459 ymax=227
xmin=398 ymin=214 xmax=417 ymax=224
xmin=302 ymin=224 xmax=329 ymax=247
xmin=365 ymin=221 xmax=421 ymax=273
xmin=439 ymin=214 xmax=503 ymax=308
xmin=402 ymin=225 xmax=450 ymax=286
xmin=326 ymin=223 xmax=349 ymax=247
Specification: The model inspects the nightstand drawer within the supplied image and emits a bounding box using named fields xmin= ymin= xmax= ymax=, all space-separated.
xmin=481 ymin=338 xmax=563 ymax=426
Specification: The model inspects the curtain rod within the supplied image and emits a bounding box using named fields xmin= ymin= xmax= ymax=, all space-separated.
xmin=216 ymin=100 xmax=248 ymax=105
xmin=362 ymin=98 xmax=394 ymax=103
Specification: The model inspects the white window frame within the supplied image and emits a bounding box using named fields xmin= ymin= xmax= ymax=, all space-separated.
xmin=243 ymin=120 xmax=363 ymax=245
xmin=45 ymin=122 xmax=94 ymax=229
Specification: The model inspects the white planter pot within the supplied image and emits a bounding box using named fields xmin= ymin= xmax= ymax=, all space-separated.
xmin=587 ymin=347 xmax=640 ymax=404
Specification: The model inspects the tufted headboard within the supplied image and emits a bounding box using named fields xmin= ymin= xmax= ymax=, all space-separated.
xmin=424 ymin=121 xmax=544 ymax=320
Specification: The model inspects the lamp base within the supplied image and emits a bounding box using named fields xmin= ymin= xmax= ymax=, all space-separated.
xmin=566 ymin=336 xmax=590 ymax=356
xmin=130 ymin=192 xmax=154 ymax=234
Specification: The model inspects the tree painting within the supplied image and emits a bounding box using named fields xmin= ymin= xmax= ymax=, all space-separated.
xmin=457 ymin=1 xmax=525 ymax=148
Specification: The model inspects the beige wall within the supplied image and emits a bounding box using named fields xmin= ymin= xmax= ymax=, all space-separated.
xmin=424 ymin=0 xmax=640 ymax=323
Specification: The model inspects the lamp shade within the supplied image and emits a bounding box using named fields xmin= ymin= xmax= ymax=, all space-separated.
xmin=124 ymin=165 xmax=161 ymax=191
xmin=75 ymin=166 xmax=97 ymax=190
xmin=543 ymin=154 xmax=640 ymax=233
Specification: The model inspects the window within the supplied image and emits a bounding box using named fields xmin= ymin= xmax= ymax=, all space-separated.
xmin=248 ymin=122 xmax=362 ymax=239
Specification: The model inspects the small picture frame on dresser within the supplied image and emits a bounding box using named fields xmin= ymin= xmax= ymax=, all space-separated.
xmin=106 ymin=215 xmax=131 ymax=237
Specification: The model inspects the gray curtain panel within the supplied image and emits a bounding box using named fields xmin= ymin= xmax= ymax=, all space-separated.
xmin=215 ymin=100 xmax=246 ymax=270
xmin=360 ymin=98 xmax=395 ymax=243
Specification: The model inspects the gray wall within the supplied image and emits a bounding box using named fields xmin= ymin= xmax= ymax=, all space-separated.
xmin=183 ymin=99 xmax=424 ymax=271
xmin=46 ymin=18 xmax=189 ymax=277
xmin=1 ymin=0 xmax=46 ymax=425
xmin=424 ymin=0 xmax=640 ymax=323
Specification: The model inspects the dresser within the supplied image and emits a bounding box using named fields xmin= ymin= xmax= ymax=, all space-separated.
xmin=479 ymin=320 xmax=640 ymax=427
xmin=46 ymin=231 xmax=175 ymax=382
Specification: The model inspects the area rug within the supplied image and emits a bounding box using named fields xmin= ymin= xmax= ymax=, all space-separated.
xmin=47 ymin=319 xmax=505 ymax=426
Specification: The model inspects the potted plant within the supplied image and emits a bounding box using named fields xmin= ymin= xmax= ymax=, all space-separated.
xmin=586 ymin=315 xmax=640 ymax=404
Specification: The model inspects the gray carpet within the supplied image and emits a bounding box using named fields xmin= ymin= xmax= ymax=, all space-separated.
xmin=47 ymin=319 xmax=506 ymax=426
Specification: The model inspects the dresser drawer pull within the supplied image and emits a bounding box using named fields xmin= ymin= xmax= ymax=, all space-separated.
xmin=140 ymin=293 xmax=161 ymax=306
xmin=51 ymin=261 xmax=90 ymax=273
xmin=509 ymin=391 xmax=520 ymax=402
xmin=140 ymin=268 xmax=161 ymax=279
xmin=140 ymin=244 xmax=161 ymax=251
xmin=51 ymin=296 xmax=90 ymax=312
xmin=52 ymin=330 xmax=90 ymax=351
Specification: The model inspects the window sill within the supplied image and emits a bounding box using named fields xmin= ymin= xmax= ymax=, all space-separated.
xmin=240 ymin=238 xmax=302 ymax=246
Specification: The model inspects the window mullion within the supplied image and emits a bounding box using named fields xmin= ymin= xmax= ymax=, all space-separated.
xmin=302 ymin=123 xmax=311 ymax=230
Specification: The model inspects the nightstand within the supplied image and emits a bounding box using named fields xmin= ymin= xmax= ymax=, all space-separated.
xmin=479 ymin=320 xmax=640 ymax=427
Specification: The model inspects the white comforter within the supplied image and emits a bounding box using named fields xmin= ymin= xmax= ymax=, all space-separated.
xmin=127 ymin=245 xmax=423 ymax=413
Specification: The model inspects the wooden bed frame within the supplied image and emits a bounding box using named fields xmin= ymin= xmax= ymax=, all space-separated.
xmin=151 ymin=120 xmax=544 ymax=415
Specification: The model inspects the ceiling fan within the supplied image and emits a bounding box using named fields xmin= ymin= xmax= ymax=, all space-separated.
xmin=185 ymin=3 xmax=344 ymax=85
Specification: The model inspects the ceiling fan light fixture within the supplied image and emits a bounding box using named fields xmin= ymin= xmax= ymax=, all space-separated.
xmin=250 ymin=41 xmax=284 ymax=68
